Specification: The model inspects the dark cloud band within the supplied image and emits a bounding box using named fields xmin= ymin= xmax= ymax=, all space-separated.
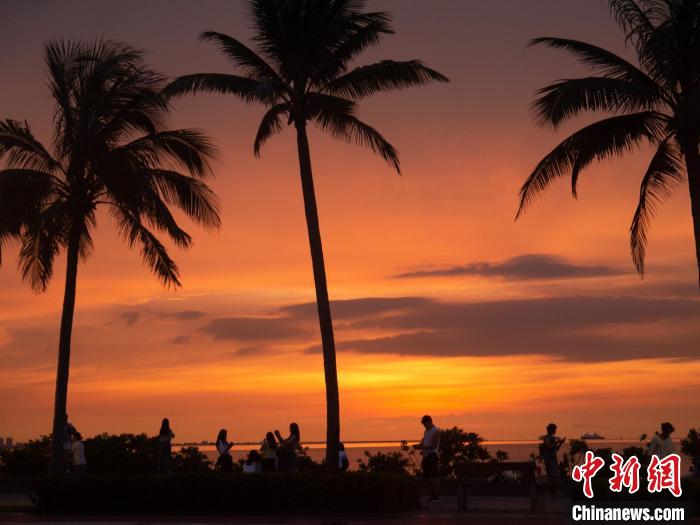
xmin=394 ymin=254 xmax=627 ymax=281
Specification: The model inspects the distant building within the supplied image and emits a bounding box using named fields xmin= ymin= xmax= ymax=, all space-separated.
xmin=5 ymin=437 xmax=13 ymax=448
xmin=0 ymin=438 xmax=4 ymax=448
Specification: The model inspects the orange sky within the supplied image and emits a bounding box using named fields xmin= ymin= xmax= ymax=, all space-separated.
xmin=1 ymin=0 xmax=699 ymax=444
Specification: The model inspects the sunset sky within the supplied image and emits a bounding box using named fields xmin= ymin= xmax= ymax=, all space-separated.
xmin=1 ymin=0 xmax=699 ymax=444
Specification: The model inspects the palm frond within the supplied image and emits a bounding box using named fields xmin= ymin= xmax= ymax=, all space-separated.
xmin=532 ymin=76 xmax=662 ymax=128
xmin=630 ymin=137 xmax=684 ymax=275
xmin=100 ymin=171 xmax=193 ymax=249
xmin=636 ymin=1 xmax=698 ymax=92
xmin=147 ymin=169 xmax=221 ymax=230
xmin=45 ymin=40 xmax=80 ymax=157
xmin=517 ymin=111 xmax=667 ymax=216
xmin=17 ymin=202 xmax=66 ymax=292
xmin=163 ymin=73 xmax=276 ymax=104
xmin=76 ymin=213 xmax=96 ymax=260
xmin=0 ymin=169 xmax=57 ymax=230
xmin=0 ymin=120 xmax=62 ymax=173
xmin=199 ymin=31 xmax=286 ymax=89
xmin=113 ymin=206 xmax=181 ymax=288
xmin=99 ymin=81 xmax=168 ymax=142
xmin=312 ymin=11 xmax=394 ymax=84
xmin=609 ymin=0 xmax=658 ymax=47
xmin=254 ymin=103 xmax=290 ymax=156
xmin=0 ymin=168 xmax=60 ymax=268
xmin=324 ymin=60 xmax=448 ymax=100
xmin=307 ymin=92 xmax=400 ymax=172
xmin=140 ymin=194 xmax=193 ymax=248
xmin=119 ymin=129 xmax=217 ymax=179
xmin=529 ymin=37 xmax=663 ymax=95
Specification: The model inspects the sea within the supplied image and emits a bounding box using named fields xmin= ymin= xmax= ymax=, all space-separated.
xmin=182 ymin=439 xmax=691 ymax=475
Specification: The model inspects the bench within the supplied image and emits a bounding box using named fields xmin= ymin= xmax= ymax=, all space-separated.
xmin=455 ymin=461 xmax=545 ymax=512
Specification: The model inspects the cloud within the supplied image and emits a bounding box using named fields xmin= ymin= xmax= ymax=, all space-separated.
xmin=119 ymin=308 xmax=206 ymax=324
xmin=119 ymin=311 xmax=141 ymax=326
xmin=394 ymin=254 xmax=626 ymax=281
xmin=158 ymin=310 xmax=206 ymax=321
xmin=280 ymin=297 xmax=432 ymax=321
xmin=305 ymin=295 xmax=700 ymax=362
xmin=201 ymin=317 xmax=310 ymax=342
xmin=7 ymin=289 xmax=697 ymax=369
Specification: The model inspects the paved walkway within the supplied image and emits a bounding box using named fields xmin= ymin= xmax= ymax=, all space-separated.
xmin=0 ymin=493 xmax=697 ymax=524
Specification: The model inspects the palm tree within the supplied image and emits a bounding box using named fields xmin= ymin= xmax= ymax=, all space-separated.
xmin=165 ymin=0 xmax=448 ymax=471
xmin=517 ymin=0 xmax=700 ymax=286
xmin=0 ymin=40 xmax=221 ymax=476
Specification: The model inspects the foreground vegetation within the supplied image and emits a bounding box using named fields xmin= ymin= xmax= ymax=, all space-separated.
xmin=0 ymin=427 xmax=505 ymax=478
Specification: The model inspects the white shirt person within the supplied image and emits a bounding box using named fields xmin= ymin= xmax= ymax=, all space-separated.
xmin=647 ymin=422 xmax=676 ymax=458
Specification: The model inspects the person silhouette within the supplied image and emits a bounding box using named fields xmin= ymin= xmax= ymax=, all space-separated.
xmin=339 ymin=442 xmax=350 ymax=472
xmin=541 ymin=423 xmax=566 ymax=494
xmin=215 ymin=428 xmax=233 ymax=473
xmin=260 ymin=432 xmax=278 ymax=472
xmin=70 ymin=432 xmax=86 ymax=475
xmin=412 ymin=415 xmax=441 ymax=503
xmin=158 ymin=418 xmax=175 ymax=474
xmin=647 ymin=422 xmax=675 ymax=458
xmin=63 ymin=414 xmax=77 ymax=474
xmin=275 ymin=423 xmax=300 ymax=472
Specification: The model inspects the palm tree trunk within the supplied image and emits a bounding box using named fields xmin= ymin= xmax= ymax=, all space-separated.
xmin=685 ymin=149 xmax=700 ymax=288
xmin=48 ymin=230 xmax=80 ymax=476
xmin=294 ymin=120 xmax=340 ymax=474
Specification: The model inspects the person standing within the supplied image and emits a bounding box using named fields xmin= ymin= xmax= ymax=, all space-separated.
xmin=275 ymin=423 xmax=300 ymax=472
xmin=63 ymin=415 xmax=77 ymax=473
xmin=541 ymin=423 xmax=566 ymax=494
xmin=71 ymin=432 xmax=87 ymax=475
xmin=216 ymin=429 xmax=233 ymax=473
xmin=158 ymin=418 xmax=175 ymax=474
xmin=260 ymin=432 xmax=278 ymax=472
xmin=413 ymin=415 xmax=441 ymax=503
xmin=647 ymin=422 xmax=675 ymax=458
xmin=339 ymin=442 xmax=350 ymax=472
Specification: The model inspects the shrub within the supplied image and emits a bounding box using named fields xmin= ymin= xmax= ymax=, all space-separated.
xmin=0 ymin=436 xmax=51 ymax=476
xmin=357 ymin=429 xmax=508 ymax=478
xmin=32 ymin=472 xmax=419 ymax=514
xmin=438 ymin=427 xmax=499 ymax=478
xmin=495 ymin=450 xmax=510 ymax=462
xmin=83 ymin=433 xmax=159 ymax=475
xmin=681 ymin=429 xmax=700 ymax=457
xmin=357 ymin=450 xmax=414 ymax=475
xmin=295 ymin=445 xmax=323 ymax=472
xmin=172 ymin=446 xmax=212 ymax=474
xmin=0 ymin=434 xmax=211 ymax=477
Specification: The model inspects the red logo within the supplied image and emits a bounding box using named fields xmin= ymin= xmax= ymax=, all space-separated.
xmin=647 ymin=454 xmax=682 ymax=497
xmin=572 ymin=450 xmax=605 ymax=498
xmin=609 ymin=453 xmax=641 ymax=494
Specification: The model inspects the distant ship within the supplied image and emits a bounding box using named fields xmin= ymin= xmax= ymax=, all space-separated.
xmin=581 ymin=432 xmax=605 ymax=440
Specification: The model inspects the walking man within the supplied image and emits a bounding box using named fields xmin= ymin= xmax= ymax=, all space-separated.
xmin=413 ymin=415 xmax=441 ymax=503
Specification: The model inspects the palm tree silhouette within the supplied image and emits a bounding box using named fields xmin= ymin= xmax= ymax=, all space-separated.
xmin=0 ymin=40 xmax=221 ymax=475
xmin=165 ymin=0 xmax=447 ymax=471
xmin=517 ymin=0 xmax=700 ymax=286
